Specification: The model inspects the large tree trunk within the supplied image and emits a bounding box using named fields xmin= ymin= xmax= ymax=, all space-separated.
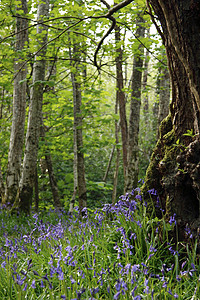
xmin=145 ymin=0 xmax=200 ymax=238
xmin=125 ymin=20 xmax=145 ymax=192
xmin=18 ymin=0 xmax=49 ymax=213
xmin=156 ymin=52 xmax=170 ymax=138
xmin=4 ymin=0 xmax=28 ymax=205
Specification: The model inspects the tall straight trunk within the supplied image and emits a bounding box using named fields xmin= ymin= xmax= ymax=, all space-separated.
xmin=34 ymin=165 xmax=39 ymax=212
xmin=142 ymin=28 xmax=150 ymax=116
xmin=45 ymin=152 xmax=61 ymax=209
xmin=112 ymin=100 xmax=120 ymax=204
xmin=115 ymin=25 xmax=128 ymax=180
xmin=18 ymin=0 xmax=49 ymax=213
xmin=4 ymin=0 xmax=28 ymax=205
xmin=40 ymin=123 xmax=61 ymax=209
xmin=43 ymin=55 xmax=61 ymax=209
xmin=69 ymin=111 xmax=78 ymax=213
xmin=125 ymin=20 xmax=145 ymax=192
xmin=69 ymin=39 xmax=87 ymax=214
xmin=103 ymin=145 xmax=115 ymax=182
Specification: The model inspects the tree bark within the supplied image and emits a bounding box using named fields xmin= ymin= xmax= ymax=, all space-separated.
xmin=115 ymin=25 xmax=128 ymax=180
xmin=145 ymin=0 xmax=200 ymax=237
xmin=156 ymin=52 xmax=170 ymax=138
xmin=125 ymin=20 xmax=145 ymax=192
xmin=103 ymin=145 xmax=115 ymax=182
xmin=4 ymin=0 xmax=28 ymax=205
xmin=34 ymin=165 xmax=39 ymax=212
xmin=19 ymin=0 xmax=49 ymax=213
xmin=142 ymin=28 xmax=150 ymax=117
xmin=112 ymin=100 xmax=120 ymax=204
xmin=45 ymin=151 xmax=61 ymax=209
xmin=69 ymin=38 xmax=87 ymax=214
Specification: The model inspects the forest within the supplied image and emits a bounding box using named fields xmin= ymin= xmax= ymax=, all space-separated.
xmin=0 ymin=0 xmax=200 ymax=299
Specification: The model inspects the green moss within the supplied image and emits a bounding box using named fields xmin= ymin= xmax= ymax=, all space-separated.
xmin=142 ymin=114 xmax=181 ymax=218
xmin=142 ymin=114 xmax=173 ymax=194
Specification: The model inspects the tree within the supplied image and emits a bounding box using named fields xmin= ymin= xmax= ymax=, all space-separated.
xmin=4 ymin=0 xmax=28 ymax=205
xmin=18 ymin=0 xmax=49 ymax=213
xmin=125 ymin=17 xmax=146 ymax=192
xmin=69 ymin=35 xmax=87 ymax=214
xmin=156 ymin=52 xmax=170 ymax=137
xmin=144 ymin=0 xmax=200 ymax=236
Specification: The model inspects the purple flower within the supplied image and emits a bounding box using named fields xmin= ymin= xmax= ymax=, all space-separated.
xmin=114 ymin=291 xmax=121 ymax=299
xmin=169 ymin=214 xmax=176 ymax=225
xmin=90 ymin=287 xmax=99 ymax=295
xmin=115 ymin=280 xmax=121 ymax=292
xmin=31 ymin=279 xmax=36 ymax=289
xmin=41 ymin=280 xmax=45 ymax=288
xmin=148 ymin=188 xmax=157 ymax=195
xmin=1 ymin=261 xmax=6 ymax=268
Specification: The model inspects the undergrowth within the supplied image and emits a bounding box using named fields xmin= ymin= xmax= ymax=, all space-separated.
xmin=0 ymin=188 xmax=199 ymax=299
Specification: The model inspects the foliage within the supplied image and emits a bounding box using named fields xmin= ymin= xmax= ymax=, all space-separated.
xmin=0 ymin=0 xmax=166 ymax=209
xmin=0 ymin=190 xmax=199 ymax=299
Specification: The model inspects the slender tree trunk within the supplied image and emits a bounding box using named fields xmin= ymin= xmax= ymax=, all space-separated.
xmin=34 ymin=166 xmax=39 ymax=212
xmin=69 ymin=38 xmax=87 ymax=214
xmin=0 ymin=163 xmax=5 ymax=201
xmin=145 ymin=0 xmax=200 ymax=238
xmin=115 ymin=25 xmax=128 ymax=180
xmin=125 ymin=20 xmax=145 ymax=192
xmin=69 ymin=111 xmax=78 ymax=213
xmin=142 ymin=29 xmax=150 ymax=116
xmin=103 ymin=145 xmax=115 ymax=182
xmin=4 ymin=0 xmax=28 ymax=205
xmin=40 ymin=122 xmax=61 ymax=209
xmin=43 ymin=53 xmax=61 ymax=209
xmin=45 ymin=152 xmax=61 ymax=209
xmin=112 ymin=101 xmax=120 ymax=204
xmin=18 ymin=0 xmax=49 ymax=213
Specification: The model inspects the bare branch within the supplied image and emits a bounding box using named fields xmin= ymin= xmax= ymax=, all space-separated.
xmin=100 ymin=0 xmax=111 ymax=9
xmin=94 ymin=16 xmax=116 ymax=70
xmin=105 ymin=0 xmax=134 ymax=17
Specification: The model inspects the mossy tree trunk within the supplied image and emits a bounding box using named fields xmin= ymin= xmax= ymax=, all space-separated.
xmin=145 ymin=0 xmax=200 ymax=238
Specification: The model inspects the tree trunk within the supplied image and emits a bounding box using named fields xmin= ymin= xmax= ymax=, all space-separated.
xmin=4 ymin=0 xmax=28 ymax=205
xmin=115 ymin=25 xmax=128 ymax=180
xmin=157 ymin=53 xmax=170 ymax=138
xmin=45 ymin=152 xmax=61 ymax=209
xmin=112 ymin=99 xmax=120 ymax=204
xmin=142 ymin=28 xmax=150 ymax=117
xmin=34 ymin=165 xmax=39 ymax=212
xmin=103 ymin=145 xmax=115 ymax=182
xmin=125 ymin=20 xmax=145 ymax=192
xmin=69 ymin=38 xmax=87 ymax=214
xmin=145 ymin=0 xmax=200 ymax=237
xmin=18 ymin=0 xmax=49 ymax=213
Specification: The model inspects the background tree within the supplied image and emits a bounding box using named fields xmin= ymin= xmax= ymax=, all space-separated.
xmin=4 ymin=0 xmax=28 ymax=205
xmin=19 ymin=0 xmax=49 ymax=213
xmin=125 ymin=16 xmax=146 ymax=192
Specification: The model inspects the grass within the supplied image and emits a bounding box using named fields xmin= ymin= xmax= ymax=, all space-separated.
xmin=0 ymin=188 xmax=199 ymax=299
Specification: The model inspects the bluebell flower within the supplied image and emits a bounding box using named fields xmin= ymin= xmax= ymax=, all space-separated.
xmin=113 ymin=291 xmax=121 ymax=299
xmin=31 ymin=279 xmax=36 ymax=289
